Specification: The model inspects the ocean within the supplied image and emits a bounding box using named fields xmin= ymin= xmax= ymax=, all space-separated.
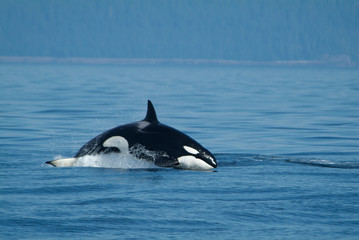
xmin=1 ymin=63 xmax=359 ymax=239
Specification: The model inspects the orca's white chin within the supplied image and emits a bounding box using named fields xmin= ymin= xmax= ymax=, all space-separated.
xmin=177 ymin=156 xmax=215 ymax=171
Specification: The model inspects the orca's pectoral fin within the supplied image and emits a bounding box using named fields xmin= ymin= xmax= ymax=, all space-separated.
xmin=154 ymin=156 xmax=179 ymax=168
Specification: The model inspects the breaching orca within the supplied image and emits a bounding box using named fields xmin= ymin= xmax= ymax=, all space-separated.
xmin=46 ymin=100 xmax=217 ymax=170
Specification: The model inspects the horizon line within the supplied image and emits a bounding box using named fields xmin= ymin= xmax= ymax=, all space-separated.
xmin=0 ymin=56 xmax=355 ymax=67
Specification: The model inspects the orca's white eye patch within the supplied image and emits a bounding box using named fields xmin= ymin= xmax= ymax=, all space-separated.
xmin=183 ymin=145 xmax=199 ymax=155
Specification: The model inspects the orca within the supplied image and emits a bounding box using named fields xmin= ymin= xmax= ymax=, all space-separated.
xmin=46 ymin=100 xmax=217 ymax=170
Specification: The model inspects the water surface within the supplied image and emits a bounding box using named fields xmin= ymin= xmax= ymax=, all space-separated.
xmin=1 ymin=64 xmax=359 ymax=239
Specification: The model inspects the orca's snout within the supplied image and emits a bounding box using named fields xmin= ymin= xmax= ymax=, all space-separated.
xmin=198 ymin=152 xmax=217 ymax=169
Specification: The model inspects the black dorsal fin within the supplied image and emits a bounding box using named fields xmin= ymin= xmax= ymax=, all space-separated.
xmin=143 ymin=100 xmax=158 ymax=123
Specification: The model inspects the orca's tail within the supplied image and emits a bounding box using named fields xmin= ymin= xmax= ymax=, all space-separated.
xmin=46 ymin=158 xmax=76 ymax=167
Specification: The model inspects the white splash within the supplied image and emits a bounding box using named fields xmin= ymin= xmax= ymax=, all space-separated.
xmin=71 ymin=153 xmax=157 ymax=169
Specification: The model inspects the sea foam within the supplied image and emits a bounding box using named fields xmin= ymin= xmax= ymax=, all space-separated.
xmin=70 ymin=153 xmax=157 ymax=169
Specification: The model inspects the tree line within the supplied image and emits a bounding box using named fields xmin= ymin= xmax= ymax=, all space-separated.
xmin=1 ymin=0 xmax=358 ymax=62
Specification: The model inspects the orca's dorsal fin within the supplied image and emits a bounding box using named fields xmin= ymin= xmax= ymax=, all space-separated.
xmin=143 ymin=100 xmax=158 ymax=123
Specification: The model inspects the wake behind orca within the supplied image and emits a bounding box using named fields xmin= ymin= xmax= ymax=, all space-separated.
xmin=47 ymin=100 xmax=217 ymax=170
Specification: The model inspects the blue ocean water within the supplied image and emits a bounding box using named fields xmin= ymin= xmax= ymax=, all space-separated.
xmin=1 ymin=63 xmax=359 ymax=239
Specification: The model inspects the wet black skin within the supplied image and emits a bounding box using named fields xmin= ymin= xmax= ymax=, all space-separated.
xmin=73 ymin=101 xmax=217 ymax=168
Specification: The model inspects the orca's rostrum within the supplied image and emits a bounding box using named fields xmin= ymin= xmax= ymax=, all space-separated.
xmin=46 ymin=100 xmax=217 ymax=170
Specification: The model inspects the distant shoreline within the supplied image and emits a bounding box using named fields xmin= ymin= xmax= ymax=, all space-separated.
xmin=0 ymin=56 xmax=356 ymax=67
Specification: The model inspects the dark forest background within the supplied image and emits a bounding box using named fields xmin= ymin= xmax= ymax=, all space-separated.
xmin=1 ymin=0 xmax=358 ymax=64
